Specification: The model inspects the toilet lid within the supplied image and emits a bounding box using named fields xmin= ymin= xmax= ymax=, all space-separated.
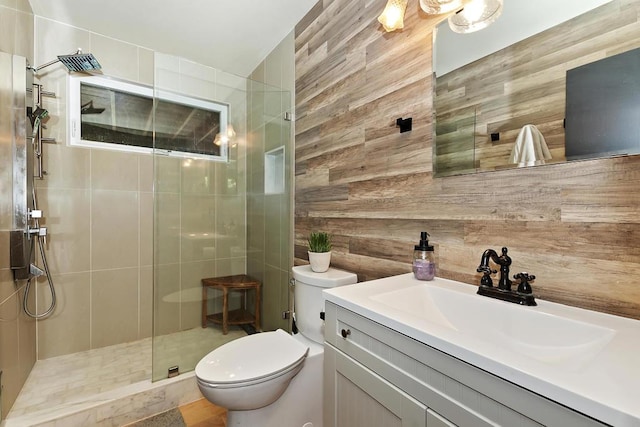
xmin=195 ymin=329 xmax=309 ymax=384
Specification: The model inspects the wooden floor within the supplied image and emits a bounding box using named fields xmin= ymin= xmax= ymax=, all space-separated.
xmin=179 ymin=399 xmax=227 ymax=427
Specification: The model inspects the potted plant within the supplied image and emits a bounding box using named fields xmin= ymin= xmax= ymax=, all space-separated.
xmin=307 ymin=231 xmax=332 ymax=272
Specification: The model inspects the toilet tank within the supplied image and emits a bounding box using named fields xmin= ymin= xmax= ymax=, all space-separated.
xmin=292 ymin=265 xmax=357 ymax=344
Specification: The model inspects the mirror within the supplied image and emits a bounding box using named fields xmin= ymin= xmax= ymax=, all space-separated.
xmin=433 ymin=0 xmax=640 ymax=177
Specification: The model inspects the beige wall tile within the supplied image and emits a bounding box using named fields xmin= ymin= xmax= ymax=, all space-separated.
xmin=0 ymin=7 xmax=16 ymax=54
xmin=264 ymin=43 xmax=283 ymax=89
xmin=180 ymin=260 xmax=215 ymax=330
xmin=155 ymin=192 xmax=180 ymax=265
xmin=181 ymin=194 xmax=215 ymax=263
xmin=14 ymin=0 xmax=30 ymax=13
xmin=139 ymin=192 xmax=153 ymax=267
xmin=18 ymin=285 xmax=36 ymax=382
xmin=139 ymin=266 xmax=152 ymax=338
xmin=155 ymin=68 xmax=180 ymax=92
xmin=181 ymin=158 xmax=214 ymax=195
xmin=215 ymin=195 xmax=246 ymax=259
xmin=138 ymin=47 xmax=154 ymax=86
xmin=216 ymin=257 xmax=247 ymax=278
xmin=247 ymin=195 xmax=265 ymax=252
xmin=91 ymin=268 xmax=138 ymax=348
xmin=14 ymin=8 xmax=33 ymax=61
xmin=264 ymin=195 xmax=283 ymax=268
xmin=0 ymin=277 xmax=20 ymax=420
xmin=280 ymin=32 xmax=295 ymax=94
xmin=91 ymin=149 xmax=139 ymax=191
xmin=154 ymin=263 xmax=180 ymax=336
xmin=216 ymin=70 xmax=247 ymax=92
xmin=261 ymin=265 xmax=284 ymax=331
xmin=90 ymin=33 xmax=139 ymax=82
xmin=265 ymin=119 xmax=284 ymax=152
xmin=139 ymin=153 xmax=153 ymax=192
xmin=214 ymin=160 xmax=238 ymax=196
xmin=155 ymin=156 xmax=180 ymax=193
xmin=154 ymin=52 xmax=179 ymax=73
xmin=37 ymin=188 xmax=91 ymax=275
xmin=91 ymin=190 xmax=138 ymax=270
xmin=37 ymin=144 xmax=91 ymax=190
xmin=0 ymin=231 xmax=9 ymax=270
xmin=37 ymin=272 xmax=91 ymax=359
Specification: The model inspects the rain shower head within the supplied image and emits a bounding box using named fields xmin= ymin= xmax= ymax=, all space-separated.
xmin=31 ymin=49 xmax=102 ymax=73
xmin=57 ymin=52 xmax=101 ymax=72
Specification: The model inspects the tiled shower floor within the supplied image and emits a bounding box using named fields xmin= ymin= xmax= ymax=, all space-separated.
xmin=7 ymin=326 xmax=246 ymax=423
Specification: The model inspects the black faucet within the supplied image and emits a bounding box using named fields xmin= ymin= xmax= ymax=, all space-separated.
xmin=476 ymin=247 xmax=536 ymax=306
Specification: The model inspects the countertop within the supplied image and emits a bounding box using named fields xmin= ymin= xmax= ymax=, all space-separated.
xmin=323 ymin=273 xmax=640 ymax=427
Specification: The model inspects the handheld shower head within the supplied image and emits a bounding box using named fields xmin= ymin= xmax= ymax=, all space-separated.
xmin=31 ymin=49 xmax=102 ymax=73
xmin=30 ymin=106 xmax=49 ymax=133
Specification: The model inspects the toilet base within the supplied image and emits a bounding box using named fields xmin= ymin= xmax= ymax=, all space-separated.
xmin=226 ymin=336 xmax=323 ymax=427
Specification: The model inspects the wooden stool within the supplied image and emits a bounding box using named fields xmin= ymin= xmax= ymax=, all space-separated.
xmin=201 ymin=274 xmax=261 ymax=335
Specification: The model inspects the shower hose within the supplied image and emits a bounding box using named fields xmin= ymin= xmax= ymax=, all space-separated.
xmin=22 ymin=187 xmax=57 ymax=319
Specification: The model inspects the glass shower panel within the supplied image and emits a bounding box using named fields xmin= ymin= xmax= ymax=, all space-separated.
xmin=152 ymin=53 xmax=250 ymax=381
xmin=246 ymin=80 xmax=292 ymax=333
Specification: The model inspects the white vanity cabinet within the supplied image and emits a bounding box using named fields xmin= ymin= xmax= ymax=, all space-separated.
xmin=324 ymin=302 xmax=606 ymax=427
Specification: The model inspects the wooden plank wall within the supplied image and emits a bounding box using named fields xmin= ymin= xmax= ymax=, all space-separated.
xmin=294 ymin=0 xmax=640 ymax=320
xmin=435 ymin=0 xmax=640 ymax=174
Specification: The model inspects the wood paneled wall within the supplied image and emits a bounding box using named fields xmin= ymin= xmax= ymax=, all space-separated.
xmin=435 ymin=0 xmax=640 ymax=174
xmin=294 ymin=0 xmax=640 ymax=320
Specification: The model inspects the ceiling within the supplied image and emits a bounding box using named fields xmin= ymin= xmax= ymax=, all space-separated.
xmin=28 ymin=0 xmax=318 ymax=77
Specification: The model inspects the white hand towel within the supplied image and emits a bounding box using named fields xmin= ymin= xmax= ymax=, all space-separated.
xmin=509 ymin=124 xmax=552 ymax=167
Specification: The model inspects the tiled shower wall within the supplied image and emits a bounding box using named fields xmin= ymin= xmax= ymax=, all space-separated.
xmin=32 ymin=16 xmax=156 ymax=359
xmin=0 ymin=0 xmax=35 ymax=418
xmin=31 ymin=17 xmax=248 ymax=361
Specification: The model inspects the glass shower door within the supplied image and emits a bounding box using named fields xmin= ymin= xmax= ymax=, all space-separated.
xmin=152 ymin=53 xmax=249 ymax=380
xmin=151 ymin=53 xmax=293 ymax=381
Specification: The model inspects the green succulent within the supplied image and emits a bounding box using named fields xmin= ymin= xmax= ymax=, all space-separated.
xmin=308 ymin=232 xmax=332 ymax=253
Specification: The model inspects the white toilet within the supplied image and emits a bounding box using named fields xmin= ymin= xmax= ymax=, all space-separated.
xmin=195 ymin=265 xmax=357 ymax=427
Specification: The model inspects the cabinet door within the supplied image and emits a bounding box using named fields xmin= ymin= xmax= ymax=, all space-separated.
xmin=325 ymin=345 xmax=427 ymax=427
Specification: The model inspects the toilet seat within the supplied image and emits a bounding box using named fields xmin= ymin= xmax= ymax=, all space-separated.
xmin=195 ymin=329 xmax=308 ymax=387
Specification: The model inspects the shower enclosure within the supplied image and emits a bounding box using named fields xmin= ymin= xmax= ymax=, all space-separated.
xmin=152 ymin=52 xmax=293 ymax=380
xmin=2 ymin=49 xmax=292 ymax=424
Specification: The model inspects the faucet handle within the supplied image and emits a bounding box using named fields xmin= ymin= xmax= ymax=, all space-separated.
xmin=477 ymin=266 xmax=497 ymax=287
xmin=514 ymin=272 xmax=535 ymax=294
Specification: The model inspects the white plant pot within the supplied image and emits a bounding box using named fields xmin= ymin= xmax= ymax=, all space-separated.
xmin=308 ymin=251 xmax=331 ymax=273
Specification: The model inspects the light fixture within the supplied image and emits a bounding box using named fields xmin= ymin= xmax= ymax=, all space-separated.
xmin=378 ymin=0 xmax=502 ymax=34
xmin=377 ymin=0 xmax=408 ymax=32
xmin=214 ymin=124 xmax=236 ymax=146
xmin=448 ymin=0 xmax=503 ymax=34
xmin=419 ymin=0 xmax=464 ymax=15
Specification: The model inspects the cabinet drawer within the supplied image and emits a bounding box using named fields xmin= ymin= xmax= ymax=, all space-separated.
xmin=325 ymin=302 xmax=606 ymax=427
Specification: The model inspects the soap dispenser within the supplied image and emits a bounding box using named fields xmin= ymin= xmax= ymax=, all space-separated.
xmin=413 ymin=231 xmax=435 ymax=281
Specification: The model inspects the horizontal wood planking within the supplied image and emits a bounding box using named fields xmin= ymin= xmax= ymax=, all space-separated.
xmin=295 ymin=0 xmax=640 ymax=320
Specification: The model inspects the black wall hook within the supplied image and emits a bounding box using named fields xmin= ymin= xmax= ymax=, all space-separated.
xmin=396 ymin=117 xmax=412 ymax=133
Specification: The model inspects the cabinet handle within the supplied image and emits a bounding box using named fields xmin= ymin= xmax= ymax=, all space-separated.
xmin=341 ymin=328 xmax=351 ymax=339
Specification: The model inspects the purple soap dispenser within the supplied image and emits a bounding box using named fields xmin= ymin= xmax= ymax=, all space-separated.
xmin=413 ymin=231 xmax=435 ymax=281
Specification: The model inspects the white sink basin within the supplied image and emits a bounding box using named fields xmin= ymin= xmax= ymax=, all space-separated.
xmin=370 ymin=284 xmax=616 ymax=365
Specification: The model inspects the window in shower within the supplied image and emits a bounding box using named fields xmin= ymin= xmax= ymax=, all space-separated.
xmin=68 ymin=74 xmax=229 ymax=161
